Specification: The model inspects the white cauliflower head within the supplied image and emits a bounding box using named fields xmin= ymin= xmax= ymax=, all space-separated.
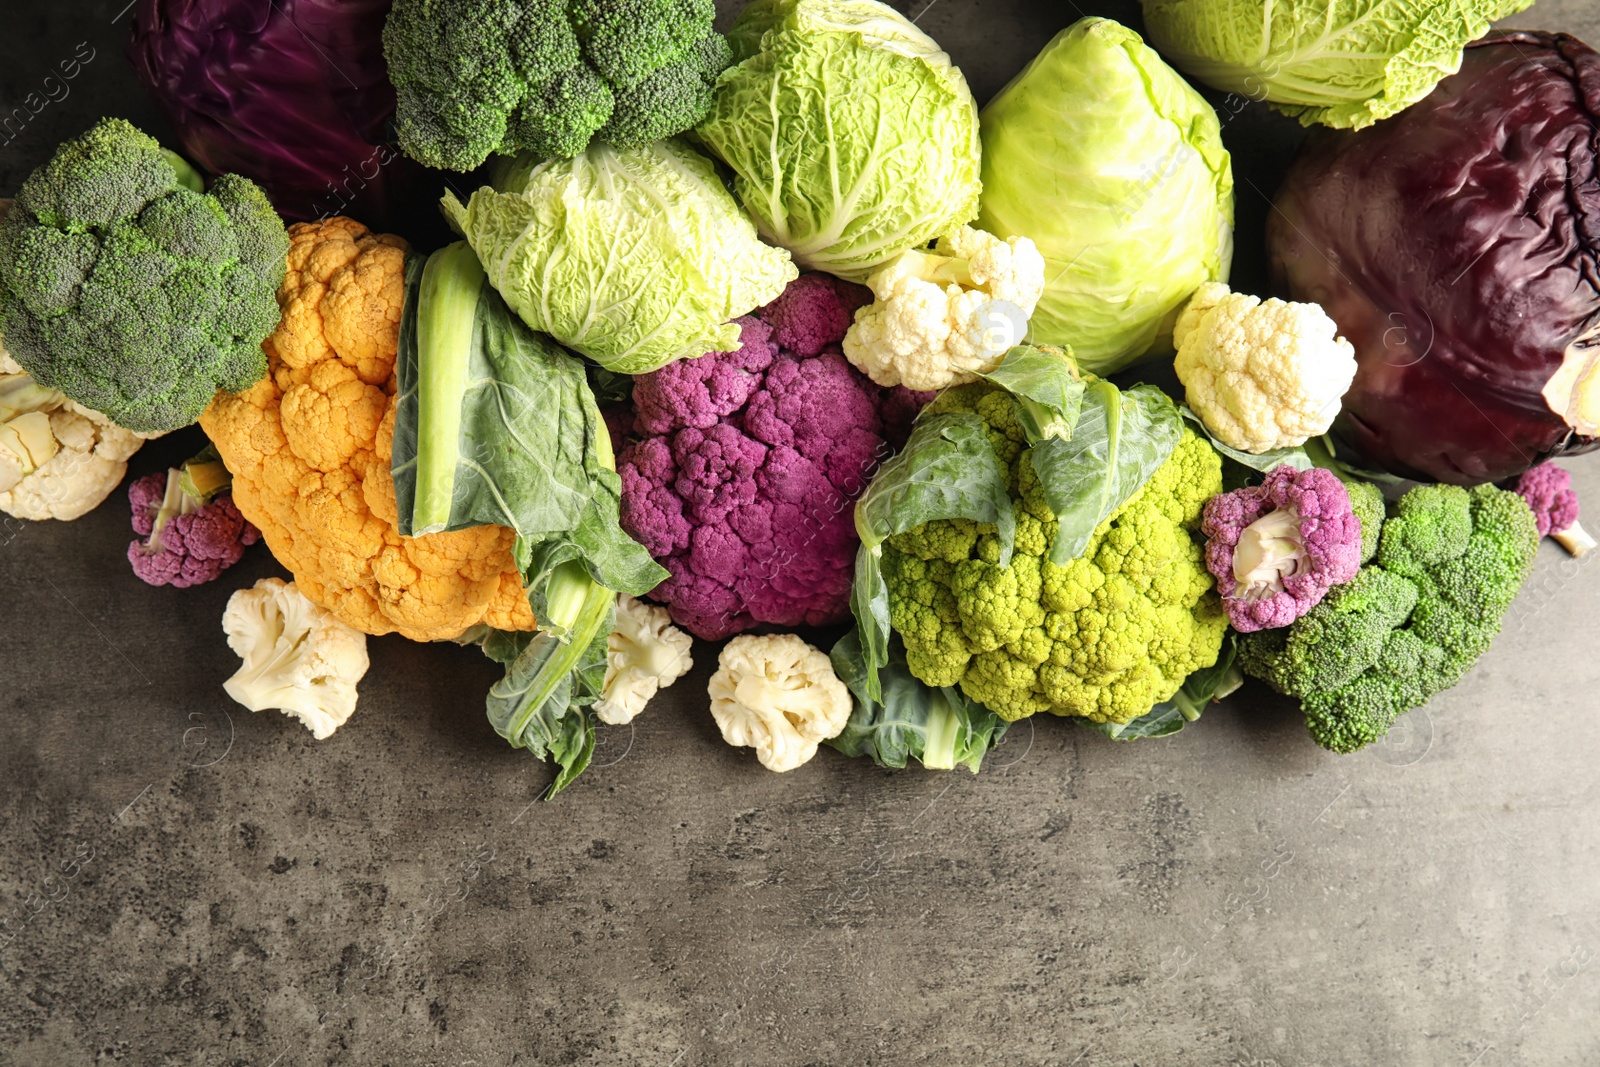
xmin=843 ymin=226 xmax=1047 ymax=391
xmin=222 ymin=578 xmax=371 ymax=740
xmin=1173 ymin=282 xmax=1357 ymax=454
xmin=707 ymin=634 xmax=852 ymax=773
xmin=594 ymin=595 xmax=694 ymax=726
xmin=0 ymin=347 xmax=158 ymax=521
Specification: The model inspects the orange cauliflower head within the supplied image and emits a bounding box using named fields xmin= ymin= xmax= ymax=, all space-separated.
xmin=201 ymin=217 xmax=535 ymax=641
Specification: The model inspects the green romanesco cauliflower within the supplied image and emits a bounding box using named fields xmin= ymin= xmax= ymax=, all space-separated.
xmin=0 ymin=118 xmax=287 ymax=434
xmin=883 ymin=382 xmax=1228 ymax=726
xmin=383 ymin=0 xmax=733 ymax=172
xmin=1238 ymin=483 xmax=1538 ymax=753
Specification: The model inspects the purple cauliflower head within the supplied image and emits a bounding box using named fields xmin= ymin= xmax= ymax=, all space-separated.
xmin=619 ymin=273 xmax=928 ymax=640
xmin=1202 ymin=465 xmax=1363 ymax=633
xmin=757 ymin=273 xmax=872 ymax=359
xmin=632 ymin=317 xmax=779 ymax=436
xmin=129 ymin=463 xmax=260 ymax=589
xmin=1514 ymin=463 xmax=1595 ymax=557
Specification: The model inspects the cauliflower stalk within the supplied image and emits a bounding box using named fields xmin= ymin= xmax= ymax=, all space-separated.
xmin=0 ymin=349 xmax=157 ymax=521
xmin=843 ymin=226 xmax=1048 ymax=391
xmin=708 ymin=634 xmax=852 ymax=772
xmin=1174 ymin=282 xmax=1356 ymax=454
xmin=594 ymin=595 xmax=694 ymax=726
xmin=223 ymin=578 xmax=371 ymax=740
xmin=883 ymin=382 xmax=1227 ymax=725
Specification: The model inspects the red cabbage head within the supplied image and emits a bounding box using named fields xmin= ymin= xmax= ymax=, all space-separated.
xmin=1269 ymin=31 xmax=1600 ymax=485
xmin=128 ymin=0 xmax=422 ymax=225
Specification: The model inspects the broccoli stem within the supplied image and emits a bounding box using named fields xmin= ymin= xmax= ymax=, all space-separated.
xmin=412 ymin=243 xmax=486 ymax=535
xmin=161 ymin=149 xmax=205 ymax=194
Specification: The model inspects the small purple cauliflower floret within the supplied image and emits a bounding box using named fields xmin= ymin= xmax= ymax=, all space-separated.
xmin=618 ymin=273 xmax=929 ymax=641
xmin=757 ymin=273 xmax=872 ymax=358
xmin=1514 ymin=463 xmax=1595 ymax=557
xmin=128 ymin=465 xmax=260 ymax=589
xmin=632 ymin=317 xmax=778 ymax=435
xmin=1202 ymin=465 xmax=1363 ymax=633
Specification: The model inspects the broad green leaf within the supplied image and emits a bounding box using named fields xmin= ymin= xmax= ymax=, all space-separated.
xmin=853 ymin=412 xmax=1016 ymax=554
xmin=828 ymin=630 xmax=1010 ymax=773
xmin=1180 ymin=404 xmax=1313 ymax=474
xmin=392 ymin=244 xmax=666 ymax=798
xmin=976 ymin=344 xmax=1085 ymax=443
xmin=392 ymin=245 xmax=666 ymax=600
xmin=1029 ymin=380 xmax=1184 ymax=565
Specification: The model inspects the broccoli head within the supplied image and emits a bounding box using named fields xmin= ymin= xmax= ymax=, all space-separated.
xmin=883 ymin=382 xmax=1228 ymax=726
xmin=1238 ymin=483 xmax=1538 ymax=753
xmin=383 ymin=0 xmax=733 ymax=172
xmin=1342 ymin=476 xmax=1386 ymax=564
xmin=0 ymin=118 xmax=288 ymax=434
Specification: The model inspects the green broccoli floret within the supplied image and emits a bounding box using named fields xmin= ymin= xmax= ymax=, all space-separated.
xmin=884 ymin=383 xmax=1228 ymax=727
xmin=1342 ymin=476 xmax=1386 ymax=564
xmin=0 ymin=119 xmax=288 ymax=434
xmin=1238 ymin=483 xmax=1538 ymax=753
xmin=383 ymin=0 xmax=732 ymax=172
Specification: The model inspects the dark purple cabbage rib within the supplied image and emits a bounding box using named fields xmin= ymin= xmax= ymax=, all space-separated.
xmin=127 ymin=0 xmax=422 ymax=225
xmin=1269 ymin=31 xmax=1600 ymax=486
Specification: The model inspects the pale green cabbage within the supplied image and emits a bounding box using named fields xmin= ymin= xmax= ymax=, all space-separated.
xmin=696 ymin=0 xmax=982 ymax=283
xmin=977 ymin=17 xmax=1234 ymax=376
xmin=441 ymin=138 xmax=797 ymax=375
xmin=1142 ymin=0 xmax=1533 ymax=130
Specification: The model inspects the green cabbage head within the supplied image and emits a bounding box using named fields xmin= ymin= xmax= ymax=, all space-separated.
xmin=1141 ymin=0 xmax=1534 ymax=130
xmin=442 ymin=138 xmax=796 ymax=375
xmin=977 ymin=18 xmax=1233 ymax=376
xmin=695 ymin=0 xmax=982 ymax=283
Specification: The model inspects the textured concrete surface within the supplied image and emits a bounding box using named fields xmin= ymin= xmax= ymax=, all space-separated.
xmin=4 ymin=2 xmax=1600 ymax=1065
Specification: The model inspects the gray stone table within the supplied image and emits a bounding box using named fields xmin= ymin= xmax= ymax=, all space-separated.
xmin=3 ymin=1 xmax=1599 ymax=1064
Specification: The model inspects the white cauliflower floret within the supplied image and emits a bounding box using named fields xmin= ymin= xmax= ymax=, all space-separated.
xmin=594 ymin=595 xmax=693 ymax=726
xmin=843 ymin=225 xmax=1047 ymax=391
xmin=707 ymin=634 xmax=852 ymax=773
xmin=0 ymin=348 xmax=156 ymax=521
xmin=222 ymin=578 xmax=371 ymax=740
xmin=1173 ymin=282 xmax=1357 ymax=454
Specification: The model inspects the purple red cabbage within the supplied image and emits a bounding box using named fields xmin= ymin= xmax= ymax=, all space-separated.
xmin=1268 ymin=31 xmax=1600 ymax=485
xmin=127 ymin=0 xmax=424 ymax=225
